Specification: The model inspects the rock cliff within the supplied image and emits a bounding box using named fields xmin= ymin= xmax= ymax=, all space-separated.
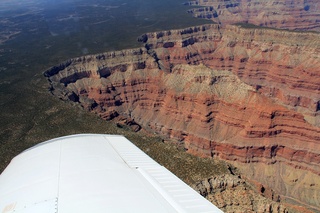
xmin=138 ymin=24 xmax=320 ymax=125
xmin=44 ymin=24 xmax=320 ymax=211
xmin=185 ymin=0 xmax=320 ymax=32
xmin=193 ymin=174 xmax=291 ymax=213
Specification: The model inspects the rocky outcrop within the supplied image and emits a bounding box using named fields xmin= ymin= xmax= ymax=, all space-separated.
xmin=185 ymin=0 xmax=320 ymax=32
xmin=193 ymin=175 xmax=291 ymax=213
xmin=138 ymin=24 xmax=320 ymax=125
xmin=44 ymin=24 xmax=320 ymax=210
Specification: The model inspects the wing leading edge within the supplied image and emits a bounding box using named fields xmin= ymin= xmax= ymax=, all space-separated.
xmin=0 ymin=134 xmax=223 ymax=213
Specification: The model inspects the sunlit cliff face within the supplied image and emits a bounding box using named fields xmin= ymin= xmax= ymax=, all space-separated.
xmin=2 ymin=0 xmax=319 ymax=211
xmin=45 ymin=24 xmax=320 ymax=209
xmin=186 ymin=0 xmax=320 ymax=32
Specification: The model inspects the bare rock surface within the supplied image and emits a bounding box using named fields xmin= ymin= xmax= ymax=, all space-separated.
xmin=193 ymin=174 xmax=291 ymax=213
xmin=185 ymin=0 xmax=320 ymax=32
xmin=44 ymin=24 xmax=320 ymax=211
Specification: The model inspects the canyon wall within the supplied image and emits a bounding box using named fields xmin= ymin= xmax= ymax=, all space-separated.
xmin=44 ymin=24 xmax=320 ymax=210
xmin=139 ymin=24 xmax=320 ymax=126
xmin=185 ymin=0 xmax=320 ymax=32
xmin=193 ymin=174 xmax=290 ymax=213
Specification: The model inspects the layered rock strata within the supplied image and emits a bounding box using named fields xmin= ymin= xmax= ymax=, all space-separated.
xmin=44 ymin=24 xmax=320 ymax=210
xmin=138 ymin=24 xmax=320 ymax=125
xmin=185 ymin=0 xmax=320 ymax=32
xmin=193 ymin=175 xmax=291 ymax=213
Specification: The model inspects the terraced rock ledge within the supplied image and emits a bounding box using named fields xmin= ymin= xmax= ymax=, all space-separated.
xmin=44 ymin=24 xmax=320 ymax=211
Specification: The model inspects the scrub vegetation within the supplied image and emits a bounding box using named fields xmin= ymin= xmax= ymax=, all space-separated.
xmin=0 ymin=0 xmax=212 ymax=176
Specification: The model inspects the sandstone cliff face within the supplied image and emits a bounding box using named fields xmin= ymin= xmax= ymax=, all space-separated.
xmin=185 ymin=0 xmax=320 ymax=32
xmin=193 ymin=175 xmax=291 ymax=213
xmin=139 ymin=24 xmax=320 ymax=126
xmin=44 ymin=25 xmax=320 ymax=210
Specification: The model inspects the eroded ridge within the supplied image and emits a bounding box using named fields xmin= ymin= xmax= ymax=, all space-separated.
xmin=45 ymin=24 xmax=320 ymax=210
xmin=185 ymin=0 xmax=320 ymax=32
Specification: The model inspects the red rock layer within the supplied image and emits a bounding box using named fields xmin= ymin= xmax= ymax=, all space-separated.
xmin=140 ymin=25 xmax=320 ymax=125
xmin=44 ymin=25 xmax=320 ymax=209
xmin=186 ymin=0 xmax=320 ymax=32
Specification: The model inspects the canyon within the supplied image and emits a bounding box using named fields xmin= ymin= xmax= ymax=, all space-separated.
xmin=185 ymin=0 xmax=320 ymax=32
xmin=44 ymin=24 xmax=320 ymax=211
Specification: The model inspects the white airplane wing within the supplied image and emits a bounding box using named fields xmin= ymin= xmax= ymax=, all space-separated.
xmin=0 ymin=134 xmax=223 ymax=213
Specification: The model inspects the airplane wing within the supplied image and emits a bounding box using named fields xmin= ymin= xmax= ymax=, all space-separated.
xmin=0 ymin=134 xmax=223 ymax=213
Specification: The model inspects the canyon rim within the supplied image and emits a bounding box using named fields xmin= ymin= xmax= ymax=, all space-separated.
xmin=45 ymin=0 xmax=320 ymax=212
